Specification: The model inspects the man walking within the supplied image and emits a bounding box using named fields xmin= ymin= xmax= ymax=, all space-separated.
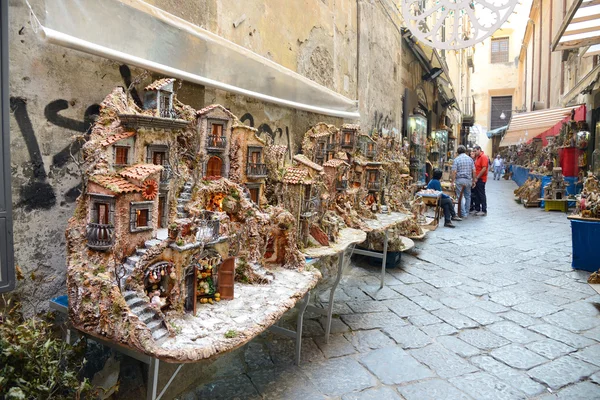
xmin=451 ymin=145 xmax=476 ymax=218
xmin=492 ymin=154 xmax=504 ymax=180
xmin=473 ymin=145 xmax=489 ymax=216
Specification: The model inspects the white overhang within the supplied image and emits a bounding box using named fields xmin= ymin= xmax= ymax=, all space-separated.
xmin=27 ymin=0 xmax=360 ymax=119
xmin=500 ymin=105 xmax=584 ymax=147
xmin=552 ymin=0 xmax=600 ymax=52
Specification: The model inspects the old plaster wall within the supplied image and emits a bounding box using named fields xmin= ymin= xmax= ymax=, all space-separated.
xmin=9 ymin=0 xmax=406 ymax=312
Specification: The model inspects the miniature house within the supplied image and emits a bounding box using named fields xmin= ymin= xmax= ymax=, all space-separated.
xmin=323 ymin=158 xmax=350 ymax=192
xmin=358 ymin=134 xmax=377 ymax=159
xmin=544 ymin=167 xmax=568 ymax=200
xmin=340 ymin=124 xmax=359 ymax=151
xmin=230 ymin=124 xmax=268 ymax=205
xmin=305 ymin=123 xmax=338 ymax=165
xmin=144 ymin=78 xmax=176 ymax=118
xmin=197 ymin=105 xmax=236 ymax=179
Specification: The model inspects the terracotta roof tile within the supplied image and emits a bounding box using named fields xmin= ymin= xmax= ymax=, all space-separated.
xmin=197 ymin=104 xmax=237 ymax=120
xmin=282 ymin=167 xmax=309 ymax=185
xmin=323 ymin=159 xmax=349 ymax=168
xmin=269 ymin=145 xmax=288 ymax=156
xmin=145 ymin=78 xmax=175 ymax=91
xmin=293 ymin=154 xmax=323 ymax=172
xmin=89 ymin=175 xmax=142 ymax=194
xmin=119 ymin=163 xmax=163 ymax=181
xmin=342 ymin=123 xmax=360 ymax=130
xmin=100 ymin=131 xmax=136 ymax=147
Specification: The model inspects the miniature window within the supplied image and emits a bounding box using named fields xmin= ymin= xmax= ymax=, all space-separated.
xmin=147 ymin=145 xmax=169 ymax=165
xmin=211 ymin=123 xmax=223 ymax=137
xmin=491 ymin=37 xmax=509 ymax=63
xmin=158 ymin=91 xmax=172 ymax=116
xmin=114 ymin=146 xmax=129 ymax=166
xmin=130 ymin=201 xmax=154 ymax=232
xmin=250 ymin=149 xmax=261 ymax=164
xmin=89 ymin=195 xmax=115 ymax=225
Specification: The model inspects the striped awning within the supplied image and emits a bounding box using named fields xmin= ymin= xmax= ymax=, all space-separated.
xmin=500 ymin=105 xmax=584 ymax=147
xmin=552 ymin=0 xmax=600 ymax=52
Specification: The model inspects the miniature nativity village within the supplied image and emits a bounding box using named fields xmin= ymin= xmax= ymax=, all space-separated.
xmin=67 ymin=79 xmax=432 ymax=362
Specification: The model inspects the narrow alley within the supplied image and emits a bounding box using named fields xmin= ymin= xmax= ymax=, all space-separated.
xmin=182 ymin=178 xmax=600 ymax=399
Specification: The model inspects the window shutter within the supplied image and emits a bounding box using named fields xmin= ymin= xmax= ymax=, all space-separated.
xmin=109 ymin=201 xmax=115 ymax=225
xmin=130 ymin=206 xmax=136 ymax=231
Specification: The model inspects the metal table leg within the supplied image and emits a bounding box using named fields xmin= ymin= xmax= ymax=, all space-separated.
xmin=147 ymin=358 xmax=159 ymax=400
xmin=325 ymin=251 xmax=345 ymax=342
xmin=380 ymin=229 xmax=388 ymax=289
xmin=269 ymin=290 xmax=311 ymax=366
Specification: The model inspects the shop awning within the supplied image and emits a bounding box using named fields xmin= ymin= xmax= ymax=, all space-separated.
xmin=26 ymin=0 xmax=359 ymax=119
xmin=500 ymin=105 xmax=585 ymax=147
xmin=552 ymin=0 xmax=600 ymax=52
xmin=486 ymin=125 xmax=508 ymax=139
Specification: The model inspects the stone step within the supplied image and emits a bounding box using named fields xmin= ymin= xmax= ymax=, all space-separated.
xmin=152 ymin=328 xmax=169 ymax=342
xmin=178 ymin=198 xmax=190 ymax=204
xmin=179 ymin=192 xmax=191 ymax=199
xmin=123 ymin=291 xmax=137 ymax=301
xmin=131 ymin=304 xmax=151 ymax=315
xmin=136 ymin=248 xmax=148 ymax=256
xmin=147 ymin=319 xmax=164 ymax=332
xmin=126 ymin=255 xmax=141 ymax=266
xmin=145 ymin=239 xmax=162 ymax=248
xmin=126 ymin=297 xmax=145 ymax=309
xmin=139 ymin=311 xmax=156 ymax=325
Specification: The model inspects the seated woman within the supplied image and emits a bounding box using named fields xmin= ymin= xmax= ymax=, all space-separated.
xmin=427 ymin=169 xmax=461 ymax=228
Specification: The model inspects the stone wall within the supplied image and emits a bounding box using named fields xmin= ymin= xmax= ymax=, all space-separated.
xmin=8 ymin=0 xmax=409 ymax=312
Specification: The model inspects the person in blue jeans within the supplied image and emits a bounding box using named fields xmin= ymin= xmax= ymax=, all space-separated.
xmin=427 ymin=169 xmax=462 ymax=228
xmin=452 ymin=145 xmax=476 ymax=218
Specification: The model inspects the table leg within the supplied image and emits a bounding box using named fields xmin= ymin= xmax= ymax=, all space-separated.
xmin=381 ymin=230 xmax=388 ymax=289
xmin=325 ymin=251 xmax=345 ymax=343
xmin=295 ymin=291 xmax=310 ymax=366
xmin=147 ymin=358 xmax=159 ymax=400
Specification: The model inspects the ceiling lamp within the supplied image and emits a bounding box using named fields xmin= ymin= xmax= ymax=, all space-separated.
xmin=402 ymin=0 xmax=519 ymax=50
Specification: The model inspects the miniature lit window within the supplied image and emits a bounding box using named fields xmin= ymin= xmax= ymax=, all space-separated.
xmin=137 ymin=209 xmax=149 ymax=227
xmin=369 ymin=171 xmax=377 ymax=182
xmin=250 ymin=150 xmax=261 ymax=164
xmin=130 ymin=201 xmax=154 ymax=232
xmin=115 ymin=146 xmax=129 ymax=166
xmin=97 ymin=203 xmax=110 ymax=225
xmin=211 ymin=124 xmax=223 ymax=137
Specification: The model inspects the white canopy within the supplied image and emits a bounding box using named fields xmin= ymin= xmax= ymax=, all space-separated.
xmin=28 ymin=0 xmax=360 ymax=119
xmin=500 ymin=105 xmax=583 ymax=147
xmin=552 ymin=0 xmax=600 ymax=52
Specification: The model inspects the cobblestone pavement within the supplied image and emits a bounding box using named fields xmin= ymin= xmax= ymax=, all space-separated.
xmin=179 ymin=177 xmax=600 ymax=399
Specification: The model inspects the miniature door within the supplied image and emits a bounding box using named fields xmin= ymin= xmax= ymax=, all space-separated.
xmin=206 ymin=156 xmax=223 ymax=178
xmin=218 ymin=257 xmax=235 ymax=300
xmin=185 ymin=267 xmax=197 ymax=315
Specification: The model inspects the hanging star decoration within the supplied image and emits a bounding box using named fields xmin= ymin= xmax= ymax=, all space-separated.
xmin=402 ymin=0 xmax=519 ymax=50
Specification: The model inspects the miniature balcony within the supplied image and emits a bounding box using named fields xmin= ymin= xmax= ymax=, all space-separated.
xmin=366 ymin=149 xmax=377 ymax=158
xmin=86 ymin=223 xmax=115 ymax=251
xmin=367 ymin=181 xmax=381 ymax=191
xmin=247 ymin=163 xmax=268 ymax=178
xmin=327 ymin=143 xmax=337 ymax=152
xmin=160 ymin=109 xmax=179 ymax=119
xmin=336 ymin=179 xmax=348 ymax=191
xmin=315 ymin=149 xmax=325 ymax=159
xmin=206 ymin=136 xmax=227 ymax=151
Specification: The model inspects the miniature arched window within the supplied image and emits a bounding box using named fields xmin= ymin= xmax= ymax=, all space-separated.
xmin=206 ymin=156 xmax=222 ymax=178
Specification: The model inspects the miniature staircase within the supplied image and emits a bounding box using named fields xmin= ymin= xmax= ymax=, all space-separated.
xmin=177 ymin=181 xmax=193 ymax=219
xmin=123 ymin=290 xmax=169 ymax=343
xmin=120 ymin=238 xmax=163 ymax=288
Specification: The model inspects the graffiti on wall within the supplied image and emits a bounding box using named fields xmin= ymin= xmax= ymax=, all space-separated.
xmin=372 ymin=110 xmax=399 ymax=138
xmin=240 ymin=113 xmax=293 ymax=160
xmin=9 ymin=65 xmax=141 ymax=211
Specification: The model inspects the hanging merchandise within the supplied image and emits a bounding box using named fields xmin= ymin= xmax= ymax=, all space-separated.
xmin=402 ymin=0 xmax=519 ymax=50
